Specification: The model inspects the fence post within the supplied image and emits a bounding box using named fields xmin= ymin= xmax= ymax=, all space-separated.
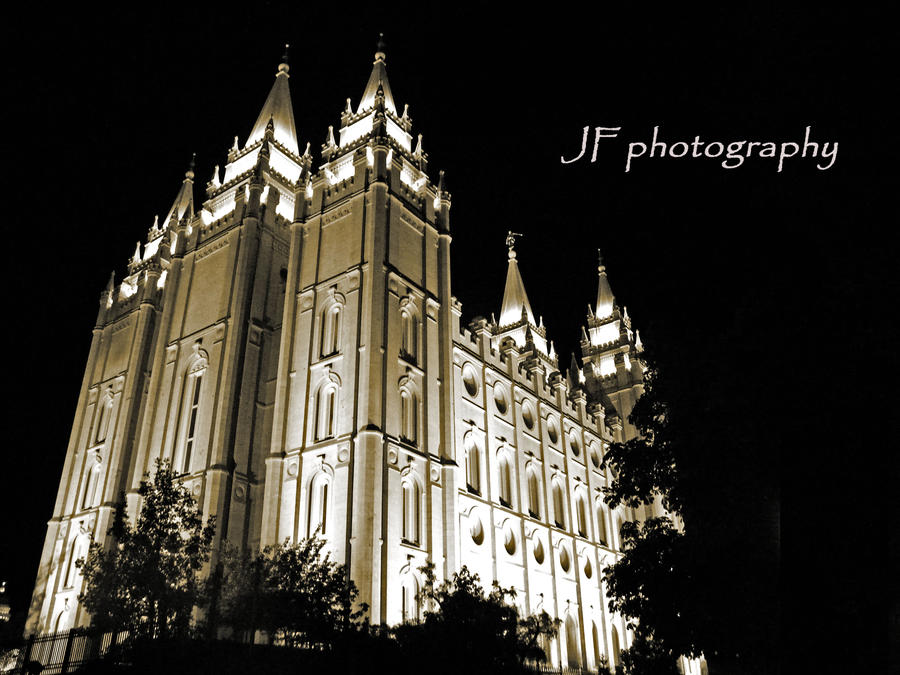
xmin=60 ymin=628 xmax=75 ymax=673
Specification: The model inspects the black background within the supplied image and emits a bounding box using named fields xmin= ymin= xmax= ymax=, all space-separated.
xmin=1 ymin=5 xmax=894 ymax=670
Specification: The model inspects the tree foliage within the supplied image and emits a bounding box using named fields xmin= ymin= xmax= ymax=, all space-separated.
xmin=77 ymin=458 xmax=215 ymax=637
xmin=391 ymin=563 xmax=559 ymax=675
xmin=217 ymin=534 xmax=366 ymax=648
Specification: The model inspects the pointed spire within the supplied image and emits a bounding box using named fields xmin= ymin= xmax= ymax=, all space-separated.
xmin=325 ymin=125 xmax=336 ymax=149
xmin=132 ymin=241 xmax=142 ymax=264
xmin=413 ymin=133 xmax=423 ymax=158
xmin=357 ymin=33 xmax=397 ymax=114
xmin=635 ymin=330 xmax=644 ymax=351
xmin=596 ymin=247 xmax=615 ymax=319
xmin=163 ymin=155 xmax=195 ymax=228
xmin=211 ymin=165 xmax=221 ymax=188
xmin=246 ymin=47 xmax=300 ymax=155
xmin=499 ymin=231 xmax=536 ymax=326
xmin=105 ymin=271 xmax=116 ymax=294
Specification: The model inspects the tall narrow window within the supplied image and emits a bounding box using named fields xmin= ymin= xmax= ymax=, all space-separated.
xmin=400 ymin=308 xmax=418 ymax=362
xmin=527 ymin=467 xmax=541 ymax=518
xmin=402 ymin=480 xmax=420 ymax=545
xmin=576 ymin=494 xmax=588 ymax=537
xmin=400 ymin=390 xmax=417 ymax=444
xmin=316 ymin=384 xmax=337 ymax=440
xmin=565 ymin=615 xmax=581 ymax=667
xmin=95 ymin=394 xmax=112 ymax=444
xmin=553 ymin=481 xmax=566 ymax=529
xmin=401 ymin=577 xmax=420 ymax=623
xmin=611 ymin=626 xmax=621 ymax=669
xmin=498 ymin=455 xmax=512 ymax=507
xmin=183 ymin=372 xmax=203 ymax=473
xmin=596 ymin=503 xmax=608 ymax=545
xmin=308 ymin=474 xmax=330 ymax=536
xmin=465 ymin=436 xmax=480 ymax=495
xmin=592 ymin=622 xmax=601 ymax=669
xmin=81 ymin=462 xmax=101 ymax=510
xmin=321 ymin=304 xmax=341 ymax=357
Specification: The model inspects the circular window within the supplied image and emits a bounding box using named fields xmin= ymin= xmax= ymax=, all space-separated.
xmin=504 ymin=526 xmax=516 ymax=555
xmin=547 ymin=418 xmax=559 ymax=444
xmin=589 ymin=443 xmax=600 ymax=468
xmin=462 ymin=365 xmax=479 ymax=397
xmin=569 ymin=432 xmax=580 ymax=456
xmin=470 ymin=516 xmax=484 ymax=545
xmin=493 ymin=385 xmax=508 ymax=415
xmin=559 ymin=546 xmax=570 ymax=572
xmin=583 ymin=557 xmax=593 ymax=578
xmin=533 ymin=537 xmax=544 ymax=564
xmin=522 ymin=401 xmax=535 ymax=430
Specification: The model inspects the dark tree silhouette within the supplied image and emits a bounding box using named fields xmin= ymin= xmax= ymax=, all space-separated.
xmin=77 ymin=458 xmax=216 ymax=638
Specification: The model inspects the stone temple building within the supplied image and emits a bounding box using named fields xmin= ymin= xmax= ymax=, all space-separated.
xmin=26 ymin=40 xmax=673 ymax=672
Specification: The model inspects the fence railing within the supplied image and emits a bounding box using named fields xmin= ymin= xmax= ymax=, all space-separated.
xmin=9 ymin=627 xmax=130 ymax=674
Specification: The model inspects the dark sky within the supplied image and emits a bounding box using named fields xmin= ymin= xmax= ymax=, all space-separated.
xmin=1 ymin=5 xmax=894 ymax=661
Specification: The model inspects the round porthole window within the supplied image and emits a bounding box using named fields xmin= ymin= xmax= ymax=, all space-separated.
xmin=504 ymin=526 xmax=516 ymax=555
xmin=470 ymin=516 xmax=484 ymax=545
xmin=533 ymin=537 xmax=544 ymax=564
xmin=522 ymin=401 xmax=535 ymax=430
xmin=547 ymin=418 xmax=559 ymax=444
xmin=559 ymin=546 xmax=570 ymax=572
xmin=462 ymin=365 xmax=479 ymax=397
xmin=493 ymin=385 xmax=509 ymax=415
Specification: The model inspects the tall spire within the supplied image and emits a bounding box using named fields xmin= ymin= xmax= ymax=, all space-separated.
xmin=246 ymin=45 xmax=300 ymax=155
xmin=596 ymin=248 xmax=615 ymax=319
xmin=163 ymin=155 xmax=195 ymax=228
xmin=357 ymin=33 xmax=397 ymax=115
xmin=499 ymin=232 xmax=536 ymax=326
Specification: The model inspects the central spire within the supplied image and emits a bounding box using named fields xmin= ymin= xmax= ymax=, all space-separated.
xmin=499 ymin=232 xmax=536 ymax=326
xmin=246 ymin=45 xmax=300 ymax=155
xmin=595 ymin=248 xmax=615 ymax=318
xmin=357 ymin=33 xmax=397 ymax=115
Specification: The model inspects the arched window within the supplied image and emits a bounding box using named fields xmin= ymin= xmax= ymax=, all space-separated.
xmin=498 ymin=454 xmax=512 ymax=507
xmin=401 ymin=576 xmax=421 ymax=624
xmin=465 ymin=435 xmax=480 ymax=495
xmin=307 ymin=473 xmax=330 ymax=536
xmin=592 ymin=621 xmax=602 ymax=669
xmin=179 ymin=353 xmax=207 ymax=474
xmin=321 ymin=303 xmax=342 ymax=357
xmin=401 ymin=479 xmax=421 ymax=545
xmin=400 ymin=389 xmax=417 ymax=444
xmin=95 ymin=393 xmax=113 ymax=444
xmin=611 ymin=625 xmax=621 ymax=669
xmin=65 ymin=536 xmax=88 ymax=589
xmin=81 ymin=461 xmax=101 ymax=510
xmin=596 ymin=502 xmax=608 ymax=545
xmin=565 ymin=615 xmax=581 ymax=667
xmin=527 ymin=467 xmax=541 ymax=518
xmin=400 ymin=307 xmax=418 ymax=362
xmin=552 ymin=480 xmax=566 ymax=529
xmin=316 ymin=383 xmax=338 ymax=440
xmin=576 ymin=493 xmax=588 ymax=538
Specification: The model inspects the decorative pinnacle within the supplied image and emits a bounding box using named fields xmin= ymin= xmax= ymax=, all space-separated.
xmin=506 ymin=231 xmax=523 ymax=259
xmin=278 ymin=43 xmax=290 ymax=74
xmin=185 ymin=153 xmax=196 ymax=180
xmin=375 ymin=33 xmax=386 ymax=61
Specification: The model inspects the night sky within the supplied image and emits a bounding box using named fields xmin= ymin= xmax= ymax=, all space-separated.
xmin=1 ymin=5 xmax=893 ymax=666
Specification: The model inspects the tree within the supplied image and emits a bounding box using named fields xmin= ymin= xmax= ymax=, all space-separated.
xmin=391 ymin=563 xmax=559 ymax=675
xmin=76 ymin=458 xmax=216 ymax=638
xmin=217 ymin=534 xmax=367 ymax=648
xmin=601 ymin=353 xmax=779 ymax=675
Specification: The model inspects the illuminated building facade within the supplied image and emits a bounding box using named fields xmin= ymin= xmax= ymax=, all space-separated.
xmin=26 ymin=40 xmax=677 ymax=672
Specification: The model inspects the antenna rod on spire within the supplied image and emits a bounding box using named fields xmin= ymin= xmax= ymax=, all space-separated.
xmin=282 ymin=43 xmax=290 ymax=64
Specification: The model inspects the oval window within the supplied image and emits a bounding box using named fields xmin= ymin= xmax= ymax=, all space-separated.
xmin=569 ymin=432 xmax=580 ymax=456
xmin=470 ymin=516 xmax=484 ymax=545
xmin=522 ymin=401 xmax=535 ymax=430
xmin=504 ymin=526 xmax=516 ymax=555
xmin=583 ymin=557 xmax=593 ymax=578
xmin=547 ymin=418 xmax=559 ymax=444
xmin=493 ymin=385 xmax=508 ymax=415
xmin=559 ymin=546 xmax=570 ymax=572
xmin=589 ymin=443 xmax=600 ymax=468
xmin=462 ymin=365 xmax=479 ymax=397
xmin=533 ymin=537 xmax=544 ymax=564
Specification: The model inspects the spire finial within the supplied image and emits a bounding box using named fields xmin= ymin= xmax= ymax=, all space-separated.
xmin=278 ymin=43 xmax=290 ymax=74
xmin=375 ymin=33 xmax=386 ymax=62
xmin=506 ymin=231 xmax=523 ymax=259
xmin=598 ymin=247 xmax=606 ymax=271
xmin=185 ymin=153 xmax=196 ymax=180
